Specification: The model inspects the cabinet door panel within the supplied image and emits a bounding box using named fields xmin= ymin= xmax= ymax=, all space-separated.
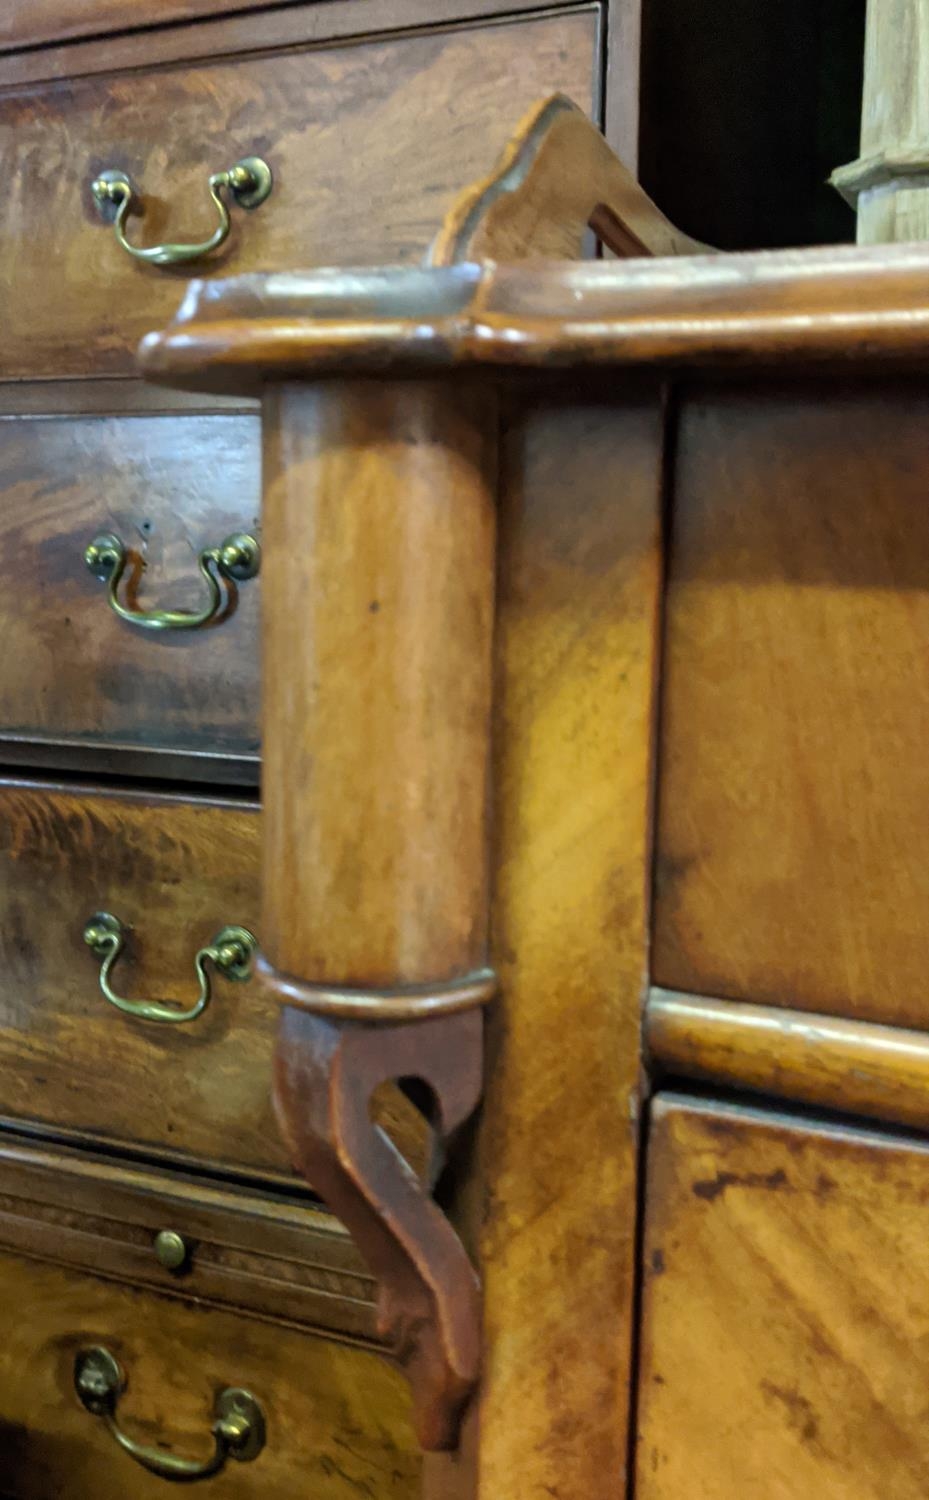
xmin=654 ymin=384 xmax=929 ymax=1028
xmin=637 ymin=1095 xmax=929 ymax=1499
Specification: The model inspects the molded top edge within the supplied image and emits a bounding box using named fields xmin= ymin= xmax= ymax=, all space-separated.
xmin=139 ymin=244 xmax=929 ymax=393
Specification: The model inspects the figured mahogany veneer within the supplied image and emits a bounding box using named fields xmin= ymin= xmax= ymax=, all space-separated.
xmin=0 ymin=10 xmax=599 ymax=380
xmin=637 ymin=1097 xmax=929 ymax=1499
xmin=0 ymin=779 xmax=429 ymax=1189
xmin=0 ymin=404 xmax=261 ymax=780
xmin=653 ymin=382 xmax=929 ymax=1027
xmin=0 ymin=1250 xmax=419 ymax=1499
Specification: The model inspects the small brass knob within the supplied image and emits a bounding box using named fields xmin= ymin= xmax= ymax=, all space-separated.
xmin=154 ymin=1229 xmax=189 ymax=1272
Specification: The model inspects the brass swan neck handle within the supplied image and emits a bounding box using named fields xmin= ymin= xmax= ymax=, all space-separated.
xmin=84 ymin=530 xmax=260 ymax=632
xmin=83 ymin=913 xmax=257 ymax=1024
xmin=75 ymin=1347 xmax=265 ymax=1482
xmin=91 ymin=156 xmax=273 ymax=267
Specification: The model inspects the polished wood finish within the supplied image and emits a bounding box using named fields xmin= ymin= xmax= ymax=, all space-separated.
xmin=0 ymin=1133 xmax=383 ymax=1345
xmin=144 ymin=203 xmax=929 ymax=1490
xmin=427 ymin=392 xmax=666 ymax=1496
xmin=140 ymin=243 xmax=929 ymax=393
xmin=637 ymin=1095 xmax=929 ymax=1498
xmin=260 ymin=381 xmax=495 ymax=989
xmin=0 ymin=409 xmax=261 ymax=778
xmin=277 ymin=1008 xmax=484 ymax=1454
xmin=429 ymin=93 xmax=705 ymax=264
xmin=647 ymin=989 xmax=929 ymax=1133
xmin=0 ymin=779 xmax=269 ymax=1177
xmin=653 ymin=383 xmax=929 ymax=1028
xmin=0 ymin=10 xmax=598 ymax=379
xmin=260 ymin=379 xmax=496 ymax=1452
xmin=0 ymin=1250 xmax=419 ymax=1498
xmin=0 ymin=778 xmax=427 ymax=1188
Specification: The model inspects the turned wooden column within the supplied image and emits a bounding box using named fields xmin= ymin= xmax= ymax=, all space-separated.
xmin=832 ymin=0 xmax=929 ymax=241
xmin=259 ymin=379 xmax=496 ymax=992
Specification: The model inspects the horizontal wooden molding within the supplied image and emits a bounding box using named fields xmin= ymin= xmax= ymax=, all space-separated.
xmin=140 ymin=244 xmax=929 ymax=394
xmin=645 ymin=988 xmax=929 ymax=1134
xmin=0 ymin=1132 xmax=383 ymax=1346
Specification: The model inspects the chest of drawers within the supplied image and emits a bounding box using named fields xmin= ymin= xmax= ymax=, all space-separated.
xmin=142 ymin=234 xmax=928 ymax=1500
xmin=0 ymin=7 xmax=631 ymax=1495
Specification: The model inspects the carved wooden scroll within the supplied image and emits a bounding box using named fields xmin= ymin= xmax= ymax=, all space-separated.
xmin=429 ymin=91 xmax=708 ymax=264
xmin=273 ymin=1006 xmax=486 ymax=1451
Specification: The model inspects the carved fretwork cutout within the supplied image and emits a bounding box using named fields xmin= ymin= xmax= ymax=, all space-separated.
xmin=273 ymin=1007 xmax=483 ymax=1451
xmin=429 ymin=92 xmax=708 ymax=265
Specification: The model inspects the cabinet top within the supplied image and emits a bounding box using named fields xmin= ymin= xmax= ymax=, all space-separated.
xmin=140 ymin=242 xmax=929 ymax=394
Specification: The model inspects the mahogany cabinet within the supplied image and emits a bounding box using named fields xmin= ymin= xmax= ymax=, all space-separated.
xmin=1 ymin=16 xmax=927 ymax=1500
xmin=138 ymin=243 xmax=929 ymax=1499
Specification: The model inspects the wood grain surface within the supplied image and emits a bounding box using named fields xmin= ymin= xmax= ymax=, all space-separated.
xmin=261 ymin=380 xmax=495 ymax=989
xmin=0 ymin=0 xmax=602 ymax=75
xmin=0 ymin=779 xmax=271 ymax=1176
xmin=140 ymin=243 xmax=929 ymax=394
xmin=0 ymin=779 xmax=429 ymax=1188
xmin=646 ymin=988 xmax=929 ymax=1134
xmin=0 ymin=0 xmax=309 ymax=50
xmin=0 ymin=11 xmax=598 ymax=378
xmin=0 ymin=1250 xmax=419 ymax=1498
xmin=0 ymin=409 xmax=261 ymax=777
xmin=0 ymin=1133 xmax=384 ymax=1345
xmin=426 ymin=391 xmax=665 ymax=1496
xmin=637 ymin=1095 xmax=929 ymax=1499
xmin=653 ymin=383 xmax=929 ymax=1029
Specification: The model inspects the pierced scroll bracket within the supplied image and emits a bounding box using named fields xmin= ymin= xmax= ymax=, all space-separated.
xmin=265 ymin=958 xmax=493 ymax=1452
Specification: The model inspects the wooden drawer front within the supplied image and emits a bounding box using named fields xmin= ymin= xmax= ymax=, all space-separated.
xmin=0 ymin=780 xmax=427 ymax=1186
xmin=0 ymin=400 xmax=261 ymax=781
xmin=654 ymin=383 xmax=929 ymax=1029
xmin=0 ymin=1133 xmax=382 ymax=1345
xmin=0 ymin=1250 xmax=419 ymax=1498
xmin=0 ymin=780 xmax=280 ymax=1179
xmin=0 ymin=8 xmax=599 ymax=379
xmin=637 ymin=1095 xmax=929 ymax=1499
xmin=2 ymin=0 xmax=313 ymax=51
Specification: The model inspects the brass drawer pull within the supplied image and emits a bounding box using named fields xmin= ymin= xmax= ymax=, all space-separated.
xmin=84 ymin=530 xmax=260 ymax=632
xmin=75 ymin=1347 xmax=265 ymax=1482
xmin=90 ymin=156 xmax=273 ymax=267
xmin=83 ymin=912 xmax=257 ymax=1024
